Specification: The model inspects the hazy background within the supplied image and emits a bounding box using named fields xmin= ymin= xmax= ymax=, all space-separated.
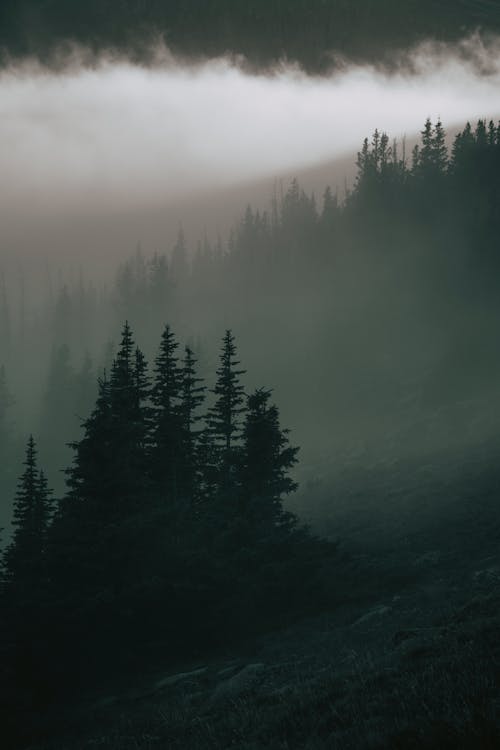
xmin=1 ymin=38 xmax=500 ymax=271
xmin=1 ymin=37 xmax=500 ymax=533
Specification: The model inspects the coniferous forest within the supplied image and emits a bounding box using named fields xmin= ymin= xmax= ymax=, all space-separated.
xmin=2 ymin=115 xmax=500 ymax=747
xmin=2 ymin=4 xmax=500 ymax=748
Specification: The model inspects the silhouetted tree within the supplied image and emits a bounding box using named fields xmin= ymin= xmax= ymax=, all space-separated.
xmin=150 ymin=324 xmax=184 ymax=504
xmin=55 ymin=323 xmax=151 ymax=598
xmin=3 ymin=437 xmax=53 ymax=596
xmin=171 ymin=227 xmax=189 ymax=284
xmin=179 ymin=346 xmax=205 ymax=502
xmin=240 ymin=388 xmax=299 ymax=536
xmin=207 ymin=330 xmax=246 ymax=490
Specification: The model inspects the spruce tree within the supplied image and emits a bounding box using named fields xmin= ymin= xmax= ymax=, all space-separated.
xmin=108 ymin=322 xmax=151 ymax=512
xmin=151 ymin=324 xmax=183 ymax=503
xmin=3 ymin=437 xmax=53 ymax=595
xmin=179 ymin=346 xmax=205 ymax=502
xmin=207 ymin=330 xmax=246 ymax=483
xmin=55 ymin=324 xmax=152 ymax=596
xmin=62 ymin=324 xmax=150 ymax=529
xmin=417 ymin=117 xmax=434 ymax=175
xmin=63 ymin=374 xmax=113 ymax=517
xmin=433 ymin=119 xmax=448 ymax=174
xmin=241 ymin=388 xmax=299 ymax=536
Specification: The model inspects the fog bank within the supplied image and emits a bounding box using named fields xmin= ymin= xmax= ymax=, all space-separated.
xmin=1 ymin=39 xmax=500 ymax=225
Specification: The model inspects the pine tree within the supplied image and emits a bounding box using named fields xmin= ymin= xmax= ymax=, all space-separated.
xmin=3 ymin=437 xmax=54 ymax=595
xmin=150 ymin=324 xmax=183 ymax=502
xmin=208 ymin=330 xmax=246 ymax=466
xmin=54 ymin=325 xmax=152 ymax=598
xmin=179 ymin=346 xmax=205 ymax=501
xmin=64 ymin=323 xmax=150 ymax=523
xmin=417 ymin=117 xmax=434 ymax=174
xmin=240 ymin=388 xmax=299 ymax=536
xmin=107 ymin=322 xmax=151 ymax=511
xmin=171 ymin=227 xmax=189 ymax=284
xmin=63 ymin=374 xmax=113 ymax=517
xmin=433 ymin=119 xmax=448 ymax=174
xmin=149 ymin=252 xmax=170 ymax=318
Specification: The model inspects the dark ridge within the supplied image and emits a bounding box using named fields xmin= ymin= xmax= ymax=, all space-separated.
xmin=1 ymin=0 xmax=500 ymax=71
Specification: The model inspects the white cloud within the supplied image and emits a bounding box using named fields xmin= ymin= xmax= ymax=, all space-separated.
xmin=0 ymin=39 xmax=499 ymax=217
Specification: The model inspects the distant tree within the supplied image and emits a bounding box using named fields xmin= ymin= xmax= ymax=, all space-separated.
xmin=53 ymin=284 xmax=72 ymax=343
xmin=413 ymin=118 xmax=448 ymax=178
xmin=148 ymin=252 xmax=171 ymax=318
xmin=75 ymin=352 xmax=96 ymax=421
xmin=171 ymin=227 xmax=189 ymax=285
xmin=417 ymin=117 xmax=434 ymax=174
xmin=0 ymin=273 xmax=11 ymax=352
xmin=433 ymin=119 xmax=448 ymax=174
xmin=0 ymin=365 xmax=14 ymax=450
xmin=319 ymin=186 xmax=339 ymax=248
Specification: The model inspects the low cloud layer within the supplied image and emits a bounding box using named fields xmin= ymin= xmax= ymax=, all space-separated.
xmin=0 ymin=38 xmax=499 ymax=226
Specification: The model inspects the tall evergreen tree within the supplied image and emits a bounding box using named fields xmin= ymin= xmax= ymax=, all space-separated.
xmin=416 ymin=117 xmax=434 ymax=175
xmin=107 ymin=322 xmax=151 ymax=511
xmin=55 ymin=324 xmax=152 ymax=597
xmin=61 ymin=323 xmax=150 ymax=530
xmin=3 ymin=436 xmax=53 ymax=595
xmin=179 ymin=346 xmax=205 ymax=502
xmin=433 ymin=119 xmax=448 ymax=174
xmin=240 ymin=388 xmax=299 ymax=536
xmin=150 ymin=324 xmax=183 ymax=503
xmin=208 ymin=330 xmax=246 ymax=460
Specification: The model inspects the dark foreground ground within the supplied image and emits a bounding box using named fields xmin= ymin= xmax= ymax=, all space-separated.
xmin=26 ymin=439 xmax=500 ymax=749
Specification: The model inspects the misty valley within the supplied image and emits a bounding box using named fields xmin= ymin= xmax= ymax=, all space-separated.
xmin=1 ymin=113 xmax=500 ymax=748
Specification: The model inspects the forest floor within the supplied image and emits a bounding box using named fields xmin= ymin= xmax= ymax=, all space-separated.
xmin=27 ymin=441 xmax=500 ymax=749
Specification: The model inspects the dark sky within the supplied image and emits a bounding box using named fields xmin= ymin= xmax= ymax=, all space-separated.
xmin=1 ymin=0 xmax=499 ymax=71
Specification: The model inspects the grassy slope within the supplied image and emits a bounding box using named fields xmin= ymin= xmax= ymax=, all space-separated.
xmin=27 ymin=437 xmax=500 ymax=749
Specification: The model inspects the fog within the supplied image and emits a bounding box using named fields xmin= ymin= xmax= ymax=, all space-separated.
xmin=1 ymin=36 xmax=500 ymax=532
xmin=1 ymin=37 xmax=500 ymax=268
